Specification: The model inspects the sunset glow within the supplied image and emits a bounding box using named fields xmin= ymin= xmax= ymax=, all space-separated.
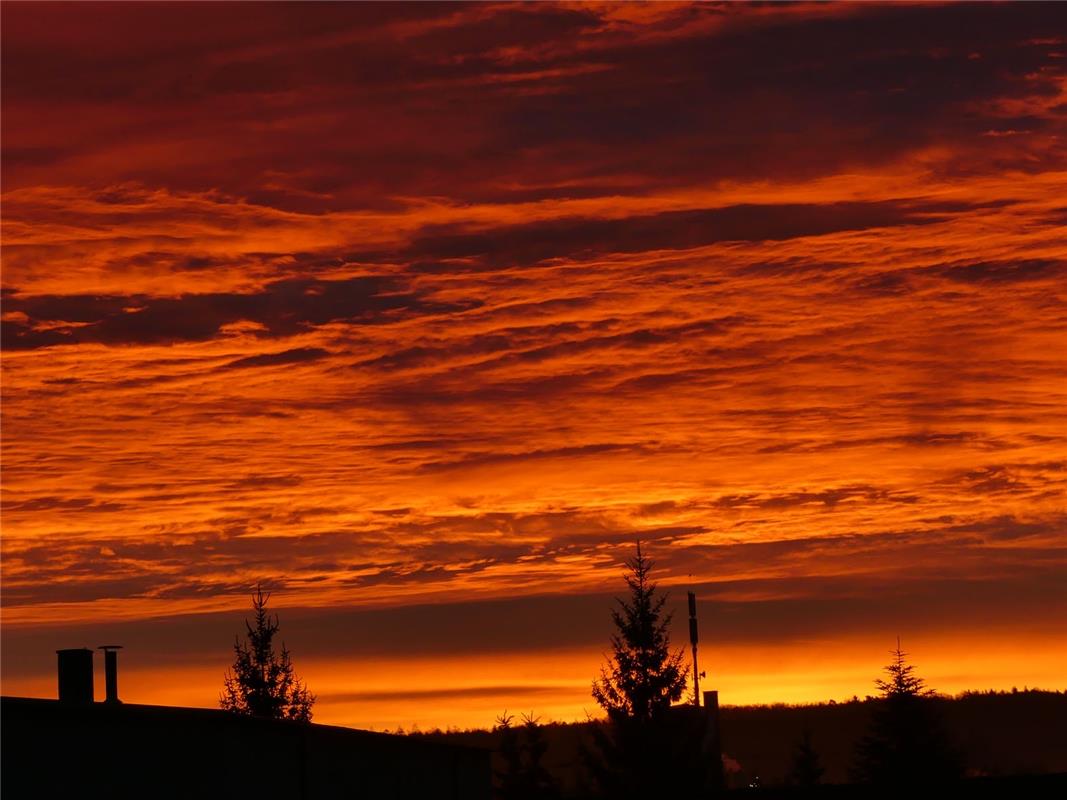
xmin=2 ymin=2 xmax=1065 ymax=730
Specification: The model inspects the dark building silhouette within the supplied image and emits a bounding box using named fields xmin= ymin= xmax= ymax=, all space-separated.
xmin=3 ymin=649 xmax=489 ymax=799
xmin=56 ymin=647 xmax=94 ymax=703
xmin=662 ymin=690 xmax=725 ymax=793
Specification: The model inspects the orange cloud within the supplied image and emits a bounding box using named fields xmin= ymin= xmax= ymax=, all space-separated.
xmin=2 ymin=1 xmax=1065 ymax=726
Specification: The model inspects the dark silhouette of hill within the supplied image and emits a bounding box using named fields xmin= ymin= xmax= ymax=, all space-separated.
xmin=414 ymin=689 xmax=1066 ymax=795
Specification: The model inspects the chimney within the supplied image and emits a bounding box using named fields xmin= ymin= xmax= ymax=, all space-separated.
xmin=703 ymin=689 xmax=720 ymax=726
xmin=57 ymin=648 xmax=94 ymax=703
xmin=98 ymin=645 xmax=123 ymax=703
xmin=703 ymin=690 xmax=724 ymax=791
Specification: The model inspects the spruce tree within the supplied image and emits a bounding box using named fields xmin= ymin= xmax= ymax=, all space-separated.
xmin=851 ymin=640 xmax=960 ymax=785
xmin=591 ymin=542 xmax=688 ymax=721
xmin=787 ymin=727 xmax=824 ymax=787
xmin=495 ymin=712 xmax=560 ymax=800
xmin=587 ymin=543 xmax=694 ymax=797
xmin=220 ymin=586 xmax=315 ymax=722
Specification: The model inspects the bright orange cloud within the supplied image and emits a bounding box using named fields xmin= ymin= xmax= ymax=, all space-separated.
xmin=2 ymin=1 xmax=1065 ymax=728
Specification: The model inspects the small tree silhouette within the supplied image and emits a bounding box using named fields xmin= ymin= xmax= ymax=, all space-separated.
xmin=220 ymin=586 xmax=315 ymax=722
xmin=876 ymin=641 xmax=931 ymax=698
xmin=787 ymin=727 xmax=824 ymax=787
xmin=851 ymin=639 xmax=960 ymax=785
xmin=586 ymin=542 xmax=696 ymax=797
xmin=494 ymin=711 xmax=560 ymax=800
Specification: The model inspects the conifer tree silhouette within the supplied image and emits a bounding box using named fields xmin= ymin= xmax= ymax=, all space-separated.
xmin=495 ymin=712 xmax=560 ymax=800
xmin=587 ymin=543 xmax=696 ymax=798
xmin=220 ymin=586 xmax=315 ymax=722
xmin=851 ymin=639 xmax=960 ymax=785
xmin=787 ymin=727 xmax=824 ymax=787
xmin=591 ymin=542 xmax=687 ymax=721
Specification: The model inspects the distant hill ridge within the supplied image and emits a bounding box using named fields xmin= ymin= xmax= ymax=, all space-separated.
xmin=412 ymin=689 xmax=1067 ymax=793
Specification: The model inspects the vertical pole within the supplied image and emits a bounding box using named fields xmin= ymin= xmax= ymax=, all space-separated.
xmin=98 ymin=645 xmax=123 ymax=703
xmin=692 ymin=641 xmax=700 ymax=707
xmin=688 ymin=591 xmax=700 ymax=707
xmin=703 ymin=690 xmax=724 ymax=791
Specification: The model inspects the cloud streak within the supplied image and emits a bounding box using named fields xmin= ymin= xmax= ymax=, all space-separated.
xmin=2 ymin=1 xmax=1065 ymax=726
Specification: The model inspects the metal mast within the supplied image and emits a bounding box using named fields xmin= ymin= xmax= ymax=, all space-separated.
xmin=688 ymin=590 xmax=700 ymax=706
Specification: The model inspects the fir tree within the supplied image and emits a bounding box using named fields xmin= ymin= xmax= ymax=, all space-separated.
xmin=220 ymin=586 xmax=315 ymax=722
xmin=852 ymin=640 xmax=960 ymax=785
xmin=587 ymin=543 xmax=698 ymax=798
xmin=591 ymin=542 xmax=688 ymax=722
xmin=496 ymin=712 xmax=525 ymax=797
xmin=495 ymin=712 xmax=560 ymax=800
xmin=876 ymin=640 xmax=931 ymax=698
xmin=787 ymin=727 xmax=824 ymax=787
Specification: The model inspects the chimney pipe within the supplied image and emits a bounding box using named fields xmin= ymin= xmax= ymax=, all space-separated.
xmin=56 ymin=648 xmax=94 ymax=703
xmin=703 ymin=690 xmax=725 ymax=792
xmin=98 ymin=645 xmax=123 ymax=703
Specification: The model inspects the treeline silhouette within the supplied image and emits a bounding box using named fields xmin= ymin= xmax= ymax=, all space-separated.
xmin=415 ymin=690 xmax=1067 ymax=796
xmin=216 ymin=549 xmax=1065 ymax=797
xmin=413 ymin=544 xmax=1065 ymax=797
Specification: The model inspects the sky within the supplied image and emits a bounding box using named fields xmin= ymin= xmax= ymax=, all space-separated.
xmin=2 ymin=1 xmax=1066 ymax=731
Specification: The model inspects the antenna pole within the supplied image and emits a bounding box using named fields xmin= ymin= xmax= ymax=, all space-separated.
xmin=688 ymin=591 xmax=700 ymax=707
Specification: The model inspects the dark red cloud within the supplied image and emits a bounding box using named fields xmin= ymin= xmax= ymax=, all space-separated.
xmin=2 ymin=2 xmax=1065 ymax=725
xmin=3 ymin=2 xmax=1064 ymax=206
xmin=2 ymin=275 xmax=475 ymax=349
